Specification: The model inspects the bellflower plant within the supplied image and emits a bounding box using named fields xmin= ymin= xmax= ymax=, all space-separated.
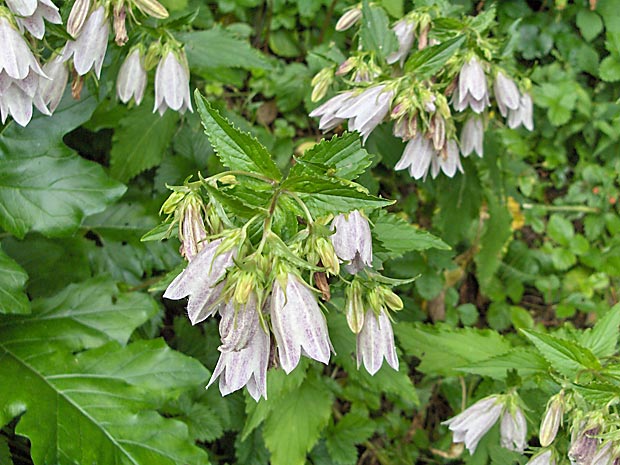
xmin=452 ymin=56 xmax=490 ymax=114
xmin=116 ymin=48 xmax=147 ymax=105
xmin=386 ymin=18 xmax=415 ymax=66
xmin=460 ymin=115 xmax=484 ymax=157
xmin=356 ymin=307 xmax=398 ymax=375
xmin=330 ymin=209 xmax=373 ymax=274
xmin=62 ymin=6 xmax=109 ymax=78
xmin=7 ymin=0 xmax=61 ymax=39
xmin=39 ymin=56 xmax=68 ymax=113
xmin=154 ymin=49 xmax=193 ymax=115
xmin=500 ymin=405 xmax=528 ymax=452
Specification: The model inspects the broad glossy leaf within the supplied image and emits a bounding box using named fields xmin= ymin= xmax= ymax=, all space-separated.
xmin=405 ymin=35 xmax=465 ymax=77
xmin=195 ymin=93 xmax=282 ymax=181
xmin=110 ymin=98 xmax=179 ymax=182
xmin=0 ymin=246 xmax=29 ymax=314
xmin=290 ymin=133 xmax=372 ymax=181
xmin=0 ymin=95 xmax=126 ymax=239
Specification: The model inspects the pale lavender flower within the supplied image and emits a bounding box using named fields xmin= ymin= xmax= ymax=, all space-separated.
xmin=62 ymin=6 xmax=109 ymax=78
xmin=8 ymin=0 xmax=61 ymax=39
xmin=335 ymin=85 xmax=395 ymax=143
xmin=453 ymin=56 xmax=489 ymax=114
xmin=431 ymin=139 xmax=463 ymax=179
xmin=387 ymin=19 xmax=415 ymax=66
xmin=591 ymin=443 xmax=613 ymax=465
xmin=527 ymin=450 xmax=556 ymax=465
xmin=330 ymin=210 xmax=372 ymax=274
xmin=207 ymin=317 xmax=270 ymax=401
xmin=356 ymin=308 xmax=398 ymax=375
xmin=569 ymin=427 xmax=601 ymax=465
xmin=507 ymin=93 xmax=534 ymax=131
xmin=500 ymin=407 xmax=527 ymax=452
xmin=39 ymin=56 xmax=68 ymax=113
xmin=335 ymin=7 xmax=361 ymax=31
xmin=443 ymin=396 xmax=503 ymax=454
xmin=494 ymin=71 xmax=520 ymax=117
xmin=116 ymin=49 xmax=147 ymax=105
xmin=66 ymin=0 xmax=90 ymax=37
xmin=460 ymin=116 xmax=484 ymax=157
xmin=394 ymin=133 xmax=435 ymax=180
xmin=270 ymin=273 xmax=332 ymax=373
xmin=163 ymin=238 xmax=236 ymax=325
xmin=178 ymin=197 xmax=207 ymax=262
xmin=218 ymin=294 xmax=260 ymax=353
xmin=308 ymin=90 xmax=354 ymax=132
xmin=0 ymin=17 xmax=46 ymax=80
xmin=154 ymin=50 xmax=193 ymax=115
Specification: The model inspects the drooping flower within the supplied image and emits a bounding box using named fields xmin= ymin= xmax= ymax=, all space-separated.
xmin=330 ymin=210 xmax=373 ymax=274
xmin=334 ymin=84 xmax=395 ymax=143
xmin=345 ymin=279 xmax=365 ymax=334
xmin=507 ymin=92 xmax=534 ymax=131
xmin=527 ymin=450 xmax=556 ymax=465
xmin=218 ymin=293 xmax=260 ymax=353
xmin=178 ymin=194 xmax=207 ymax=262
xmin=539 ymin=392 xmax=564 ymax=447
xmin=387 ymin=19 xmax=415 ymax=66
xmin=335 ymin=7 xmax=361 ymax=31
xmin=0 ymin=16 xmax=50 ymax=126
xmin=452 ymin=56 xmax=489 ymax=114
xmin=7 ymin=0 xmax=61 ymax=39
xmin=569 ymin=427 xmax=601 ymax=465
xmin=207 ymin=314 xmax=270 ymax=401
xmin=431 ymin=139 xmax=463 ymax=179
xmin=356 ymin=308 xmax=398 ymax=375
xmin=154 ymin=50 xmax=193 ymax=115
xmin=500 ymin=406 xmax=527 ymax=452
xmin=163 ymin=238 xmax=236 ymax=324
xmin=394 ymin=133 xmax=435 ymax=180
xmin=308 ymin=90 xmax=354 ymax=132
xmin=39 ymin=56 xmax=68 ymax=113
xmin=460 ymin=116 xmax=484 ymax=157
xmin=116 ymin=48 xmax=147 ymax=105
xmin=62 ymin=6 xmax=109 ymax=78
xmin=270 ymin=273 xmax=332 ymax=373
xmin=443 ymin=396 xmax=503 ymax=454
xmin=494 ymin=71 xmax=520 ymax=117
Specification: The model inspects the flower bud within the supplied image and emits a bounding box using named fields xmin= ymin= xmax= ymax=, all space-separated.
xmin=132 ymin=0 xmax=169 ymax=18
xmin=67 ymin=0 xmax=91 ymax=37
xmin=160 ymin=190 xmax=185 ymax=215
xmin=539 ymin=392 xmax=564 ymax=447
xmin=335 ymin=7 xmax=361 ymax=31
xmin=311 ymin=69 xmax=332 ymax=103
xmin=335 ymin=58 xmax=355 ymax=76
xmin=380 ymin=287 xmax=403 ymax=311
xmin=113 ymin=3 xmax=128 ymax=46
xmin=527 ymin=450 xmax=555 ymax=465
xmin=569 ymin=427 xmax=601 ymax=465
xmin=345 ymin=280 xmax=365 ymax=333
xmin=179 ymin=196 xmax=207 ymax=262
xmin=233 ymin=271 xmax=257 ymax=306
xmin=316 ymin=236 xmax=340 ymax=275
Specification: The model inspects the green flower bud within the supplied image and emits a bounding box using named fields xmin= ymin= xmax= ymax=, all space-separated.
xmin=345 ymin=280 xmax=365 ymax=333
xmin=316 ymin=237 xmax=340 ymax=275
xmin=380 ymin=286 xmax=403 ymax=311
xmin=540 ymin=392 xmax=564 ymax=447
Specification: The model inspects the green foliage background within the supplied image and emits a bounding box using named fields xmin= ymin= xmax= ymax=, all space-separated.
xmin=2 ymin=0 xmax=620 ymax=464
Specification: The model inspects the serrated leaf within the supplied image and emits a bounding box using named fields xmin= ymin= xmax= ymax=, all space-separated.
xmin=571 ymin=382 xmax=620 ymax=405
xmin=395 ymin=323 xmax=512 ymax=376
xmin=371 ymin=211 xmax=450 ymax=258
xmin=110 ymin=99 xmax=179 ymax=182
xmin=404 ymin=35 xmax=465 ymax=77
xmin=0 ymin=278 xmax=158 ymax=352
xmin=263 ymin=372 xmax=333 ymax=465
xmin=290 ymin=133 xmax=372 ymax=181
xmin=195 ymin=93 xmax=281 ymax=181
xmin=0 ymin=96 xmax=126 ymax=239
xmin=459 ymin=348 xmax=549 ymax=380
xmin=580 ymin=304 xmax=620 ymax=358
xmin=282 ymin=175 xmax=393 ymax=217
xmin=0 ymin=246 xmax=30 ymax=315
xmin=360 ymin=0 xmax=398 ymax=59
xmin=180 ymin=27 xmax=271 ymax=71
xmin=522 ymin=330 xmax=602 ymax=378
xmin=326 ymin=411 xmax=375 ymax=465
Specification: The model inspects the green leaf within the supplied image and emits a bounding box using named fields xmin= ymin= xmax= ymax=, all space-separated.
xmin=577 ymin=10 xmax=604 ymax=42
xmin=281 ymin=175 xmax=393 ymax=217
xmin=547 ymin=214 xmax=574 ymax=246
xmin=263 ymin=372 xmax=333 ymax=465
xmin=395 ymin=323 xmax=512 ymax=376
xmin=195 ymin=93 xmax=282 ymax=181
xmin=522 ymin=330 xmax=602 ymax=378
xmin=379 ymin=0 xmax=403 ymax=17
xmin=179 ymin=27 xmax=272 ymax=71
xmin=580 ymin=304 xmax=620 ymax=358
xmin=404 ymin=35 xmax=465 ymax=77
xmin=459 ymin=348 xmax=549 ymax=379
xmin=360 ymin=0 xmax=398 ymax=60
xmin=290 ymin=133 xmax=373 ymax=181
xmin=0 ymin=278 xmax=158 ymax=352
xmin=0 ymin=435 xmax=12 ymax=465
xmin=599 ymin=56 xmax=620 ymax=82
xmin=0 ymin=246 xmax=30 ymax=315
xmin=326 ymin=411 xmax=375 ymax=465
xmin=371 ymin=211 xmax=450 ymax=258
xmin=0 ymin=96 xmax=126 ymax=239
xmin=110 ymin=99 xmax=179 ymax=182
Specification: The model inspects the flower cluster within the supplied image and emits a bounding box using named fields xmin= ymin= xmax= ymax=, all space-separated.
xmin=160 ymin=184 xmax=403 ymax=401
xmin=0 ymin=0 xmax=191 ymax=127
xmin=311 ymin=7 xmax=534 ymax=180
